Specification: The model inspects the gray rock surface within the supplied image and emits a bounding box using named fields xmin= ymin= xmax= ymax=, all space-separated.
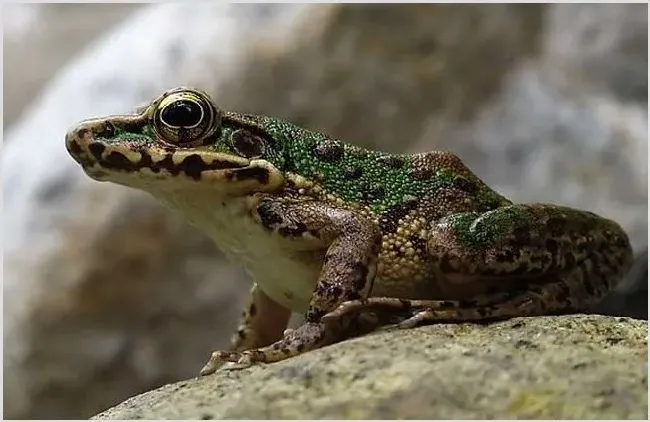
xmin=93 ymin=315 xmax=648 ymax=420
xmin=3 ymin=3 xmax=647 ymax=419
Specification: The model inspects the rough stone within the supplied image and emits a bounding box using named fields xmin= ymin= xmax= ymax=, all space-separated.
xmin=93 ymin=315 xmax=648 ymax=420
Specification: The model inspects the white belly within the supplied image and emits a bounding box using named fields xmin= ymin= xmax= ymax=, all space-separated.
xmin=157 ymin=190 xmax=322 ymax=313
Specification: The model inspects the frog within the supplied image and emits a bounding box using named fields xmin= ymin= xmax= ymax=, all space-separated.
xmin=65 ymin=87 xmax=633 ymax=376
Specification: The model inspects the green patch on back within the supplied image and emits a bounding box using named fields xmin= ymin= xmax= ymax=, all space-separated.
xmin=260 ymin=118 xmax=462 ymax=213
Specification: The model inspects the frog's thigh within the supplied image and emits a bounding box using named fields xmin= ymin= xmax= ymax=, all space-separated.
xmin=427 ymin=203 xmax=632 ymax=284
xmin=325 ymin=204 xmax=632 ymax=325
xmin=230 ymin=283 xmax=291 ymax=351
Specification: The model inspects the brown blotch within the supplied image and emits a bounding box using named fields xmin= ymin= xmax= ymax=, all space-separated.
xmin=452 ymin=175 xmax=479 ymax=194
xmin=341 ymin=165 xmax=363 ymax=180
xmin=231 ymin=166 xmax=270 ymax=184
xmin=75 ymin=128 xmax=90 ymax=139
xmin=408 ymin=167 xmax=434 ymax=181
xmin=408 ymin=235 xmax=429 ymax=260
xmin=379 ymin=199 xmax=419 ymax=233
xmin=313 ymin=141 xmax=344 ymax=163
xmin=67 ymin=140 xmax=83 ymax=155
xmin=377 ymin=155 xmax=405 ymax=169
xmin=105 ymin=151 xmax=137 ymax=171
xmin=88 ymin=142 xmax=106 ymax=161
xmin=361 ymin=184 xmax=385 ymax=203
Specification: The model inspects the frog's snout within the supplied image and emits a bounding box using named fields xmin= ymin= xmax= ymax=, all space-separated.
xmin=65 ymin=119 xmax=106 ymax=168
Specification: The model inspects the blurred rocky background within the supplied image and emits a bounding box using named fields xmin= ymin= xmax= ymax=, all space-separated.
xmin=3 ymin=3 xmax=647 ymax=419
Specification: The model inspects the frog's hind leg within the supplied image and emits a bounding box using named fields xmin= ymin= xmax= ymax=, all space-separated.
xmin=324 ymin=260 xmax=619 ymax=332
xmin=324 ymin=204 xmax=633 ymax=330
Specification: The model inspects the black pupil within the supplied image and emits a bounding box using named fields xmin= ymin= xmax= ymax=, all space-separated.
xmin=161 ymin=100 xmax=203 ymax=127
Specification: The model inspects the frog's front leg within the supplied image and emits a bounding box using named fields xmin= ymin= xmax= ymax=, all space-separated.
xmin=325 ymin=204 xmax=633 ymax=327
xmin=199 ymin=283 xmax=292 ymax=375
xmin=199 ymin=198 xmax=382 ymax=374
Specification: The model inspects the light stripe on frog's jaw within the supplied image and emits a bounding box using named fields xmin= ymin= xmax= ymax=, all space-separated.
xmin=65 ymin=116 xmax=284 ymax=193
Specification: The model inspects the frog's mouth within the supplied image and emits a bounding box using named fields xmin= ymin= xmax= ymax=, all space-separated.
xmin=65 ymin=117 xmax=279 ymax=192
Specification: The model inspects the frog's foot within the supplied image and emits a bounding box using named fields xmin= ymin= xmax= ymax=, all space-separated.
xmin=199 ymin=350 xmax=256 ymax=375
xmin=199 ymin=322 xmax=335 ymax=376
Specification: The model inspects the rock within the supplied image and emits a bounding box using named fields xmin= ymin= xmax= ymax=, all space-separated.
xmin=92 ymin=315 xmax=648 ymax=419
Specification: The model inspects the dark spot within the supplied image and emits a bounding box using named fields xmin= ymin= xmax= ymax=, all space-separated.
xmin=161 ymin=99 xmax=203 ymax=127
xmin=313 ymin=141 xmax=344 ymax=162
xmin=545 ymin=239 xmax=559 ymax=255
xmin=180 ymin=154 xmax=206 ymax=180
xmin=353 ymin=262 xmax=370 ymax=290
xmin=361 ymin=184 xmax=385 ymax=203
xmin=459 ymin=300 xmax=479 ymax=308
xmin=514 ymin=339 xmax=537 ymax=349
xmin=296 ymin=344 xmax=305 ymax=353
xmin=379 ymin=199 xmax=419 ymax=233
xmin=452 ymin=175 xmax=479 ymax=194
xmin=408 ymin=235 xmax=428 ymax=260
xmin=75 ymin=128 xmax=89 ymax=139
xmin=88 ymin=142 xmax=106 ymax=161
xmin=201 ymin=413 xmax=213 ymax=420
xmin=278 ymin=222 xmax=308 ymax=238
xmin=105 ymin=151 xmax=135 ymax=170
xmin=377 ymin=155 xmax=405 ymax=169
xmin=495 ymin=250 xmax=515 ymax=264
xmin=256 ymin=202 xmax=284 ymax=228
xmin=307 ymin=309 xmax=325 ymax=322
xmin=341 ymin=165 xmax=363 ymax=180
xmin=237 ymin=329 xmax=245 ymax=339
xmin=67 ymin=140 xmax=83 ymax=155
xmin=546 ymin=218 xmax=566 ymax=236
xmin=513 ymin=226 xmax=532 ymax=243
xmin=94 ymin=121 xmax=116 ymax=139
xmin=231 ymin=129 xmax=265 ymax=158
xmin=408 ymin=167 xmax=434 ymax=181
xmin=231 ymin=166 xmax=270 ymax=184
xmin=249 ymin=303 xmax=257 ymax=317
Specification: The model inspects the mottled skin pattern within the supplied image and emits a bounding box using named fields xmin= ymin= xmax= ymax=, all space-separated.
xmin=65 ymin=87 xmax=633 ymax=375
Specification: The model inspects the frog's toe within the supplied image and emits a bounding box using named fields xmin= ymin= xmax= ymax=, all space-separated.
xmin=199 ymin=350 xmax=241 ymax=376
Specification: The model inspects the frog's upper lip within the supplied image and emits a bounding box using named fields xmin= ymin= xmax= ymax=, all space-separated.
xmin=65 ymin=118 xmax=250 ymax=181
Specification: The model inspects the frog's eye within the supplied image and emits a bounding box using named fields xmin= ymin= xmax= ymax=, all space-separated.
xmin=152 ymin=89 xmax=220 ymax=147
xmin=230 ymin=129 xmax=266 ymax=159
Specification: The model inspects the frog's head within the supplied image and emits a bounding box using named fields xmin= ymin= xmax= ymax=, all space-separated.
xmin=65 ymin=87 xmax=289 ymax=195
